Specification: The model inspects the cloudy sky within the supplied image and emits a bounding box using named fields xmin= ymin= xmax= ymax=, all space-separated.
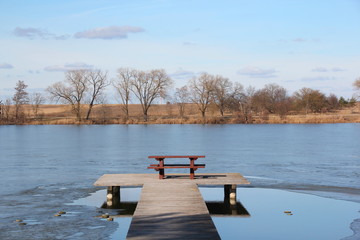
xmin=1 ymin=0 xmax=359 ymax=100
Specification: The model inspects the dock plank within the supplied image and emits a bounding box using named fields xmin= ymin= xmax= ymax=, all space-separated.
xmin=94 ymin=173 xmax=250 ymax=186
xmin=126 ymin=182 xmax=221 ymax=240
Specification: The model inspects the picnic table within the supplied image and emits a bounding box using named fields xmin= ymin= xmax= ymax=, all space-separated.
xmin=147 ymin=155 xmax=206 ymax=179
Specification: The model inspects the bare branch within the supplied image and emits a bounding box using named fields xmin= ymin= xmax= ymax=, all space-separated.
xmin=174 ymin=86 xmax=190 ymax=118
xmin=29 ymin=92 xmax=45 ymax=119
xmin=212 ymin=76 xmax=232 ymax=116
xmin=189 ymin=73 xmax=216 ymax=118
xmin=12 ymin=80 xmax=29 ymax=120
xmin=47 ymin=70 xmax=88 ymax=121
xmin=131 ymin=69 xmax=173 ymax=121
xmin=113 ymin=68 xmax=136 ymax=119
xmin=85 ymin=70 xmax=109 ymax=120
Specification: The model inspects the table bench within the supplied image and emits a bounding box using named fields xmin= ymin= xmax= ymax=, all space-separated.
xmin=148 ymin=155 xmax=205 ymax=179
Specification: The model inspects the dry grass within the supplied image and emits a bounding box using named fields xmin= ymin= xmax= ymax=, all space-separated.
xmin=1 ymin=103 xmax=360 ymax=125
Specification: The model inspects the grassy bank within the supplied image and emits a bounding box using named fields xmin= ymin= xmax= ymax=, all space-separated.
xmin=1 ymin=103 xmax=360 ymax=125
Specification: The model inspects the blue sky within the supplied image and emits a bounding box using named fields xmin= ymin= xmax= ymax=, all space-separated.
xmin=1 ymin=0 xmax=359 ymax=101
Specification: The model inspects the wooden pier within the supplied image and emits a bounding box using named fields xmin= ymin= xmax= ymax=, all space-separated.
xmin=94 ymin=173 xmax=250 ymax=239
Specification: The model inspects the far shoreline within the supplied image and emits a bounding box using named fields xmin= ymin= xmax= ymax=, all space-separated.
xmin=1 ymin=103 xmax=360 ymax=125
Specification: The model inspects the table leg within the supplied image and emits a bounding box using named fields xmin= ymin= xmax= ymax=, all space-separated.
xmin=158 ymin=158 xmax=165 ymax=179
xmin=159 ymin=169 xmax=164 ymax=179
xmin=189 ymin=158 xmax=197 ymax=179
xmin=190 ymin=168 xmax=195 ymax=179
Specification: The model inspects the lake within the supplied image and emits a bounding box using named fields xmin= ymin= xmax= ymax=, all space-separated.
xmin=0 ymin=124 xmax=359 ymax=239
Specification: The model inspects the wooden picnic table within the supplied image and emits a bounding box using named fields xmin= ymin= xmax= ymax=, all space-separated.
xmin=147 ymin=155 xmax=206 ymax=179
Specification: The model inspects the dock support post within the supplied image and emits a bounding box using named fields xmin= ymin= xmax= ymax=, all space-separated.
xmin=224 ymin=184 xmax=237 ymax=206
xmin=107 ymin=186 xmax=120 ymax=208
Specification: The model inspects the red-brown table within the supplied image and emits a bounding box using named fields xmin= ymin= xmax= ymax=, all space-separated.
xmin=147 ymin=155 xmax=206 ymax=179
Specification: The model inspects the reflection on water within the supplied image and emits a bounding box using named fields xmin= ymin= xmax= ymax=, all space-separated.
xmin=211 ymin=188 xmax=360 ymax=240
xmin=100 ymin=201 xmax=250 ymax=216
xmin=206 ymin=201 xmax=250 ymax=216
xmin=101 ymin=199 xmax=250 ymax=217
xmin=101 ymin=202 xmax=138 ymax=215
xmin=95 ymin=187 xmax=250 ymax=217
xmin=72 ymin=186 xmax=360 ymax=240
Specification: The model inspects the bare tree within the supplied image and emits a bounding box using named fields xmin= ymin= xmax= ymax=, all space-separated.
xmin=240 ymin=86 xmax=256 ymax=123
xmin=174 ymin=86 xmax=190 ymax=118
xmin=308 ymin=90 xmax=327 ymax=113
xmin=47 ymin=69 xmax=108 ymax=121
xmin=189 ymin=73 xmax=216 ymax=118
xmin=113 ymin=68 xmax=136 ymax=119
xmin=131 ymin=69 xmax=173 ymax=121
xmin=13 ymin=80 xmax=29 ymax=120
xmin=266 ymin=83 xmax=289 ymax=117
xmin=293 ymin=87 xmax=327 ymax=113
xmin=254 ymin=83 xmax=288 ymax=115
xmin=353 ymin=78 xmax=360 ymax=100
xmin=212 ymin=76 xmax=232 ymax=116
xmin=47 ymin=70 xmax=88 ymax=121
xmin=29 ymin=92 xmax=45 ymax=119
xmin=95 ymin=94 xmax=111 ymax=123
xmin=327 ymin=93 xmax=339 ymax=111
xmin=0 ymin=100 xmax=3 ymax=120
xmin=293 ymin=87 xmax=312 ymax=114
xmin=226 ymin=83 xmax=245 ymax=110
xmin=3 ymin=99 xmax=12 ymax=121
xmin=226 ymin=85 xmax=254 ymax=123
xmin=85 ymin=70 xmax=109 ymax=120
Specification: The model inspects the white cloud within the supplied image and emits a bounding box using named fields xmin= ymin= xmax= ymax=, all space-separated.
xmin=183 ymin=42 xmax=196 ymax=46
xmin=331 ymin=67 xmax=345 ymax=72
xmin=279 ymin=38 xmax=320 ymax=43
xmin=44 ymin=63 xmax=93 ymax=72
xmin=13 ymin=27 xmax=47 ymax=38
xmin=301 ymin=76 xmax=336 ymax=82
xmin=170 ymin=68 xmax=196 ymax=79
xmin=312 ymin=67 xmax=328 ymax=72
xmin=13 ymin=27 xmax=70 ymax=40
xmin=237 ymin=66 xmax=277 ymax=78
xmin=292 ymin=38 xmax=306 ymax=42
xmin=74 ymin=26 xmax=145 ymax=39
xmin=0 ymin=63 xmax=14 ymax=69
xmin=312 ymin=67 xmax=346 ymax=72
xmin=28 ymin=70 xmax=41 ymax=74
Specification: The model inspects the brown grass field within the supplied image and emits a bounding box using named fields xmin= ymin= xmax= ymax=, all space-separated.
xmin=2 ymin=103 xmax=360 ymax=125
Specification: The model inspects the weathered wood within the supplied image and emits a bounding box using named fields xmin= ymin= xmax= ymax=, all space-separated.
xmin=126 ymin=182 xmax=220 ymax=240
xmin=224 ymin=184 xmax=237 ymax=206
xmin=148 ymin=155 xmax=205 ymax=159
xmin=106 ymin=186 xmax=120 ymax=208
xmin=150 ymin=164 xmax=206 ymax=167
xmin=148 ymin=156 xmax=206 ymax=179
xmin=94 ymin=173 xmax=250 ymax=186
xmin=147 ymin=164 xmax=206 ymax=169
xmin=94 ymin=173 xmax=250 ymax=239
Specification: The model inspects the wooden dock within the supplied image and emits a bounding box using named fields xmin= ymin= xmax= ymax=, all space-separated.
xmin=94 ymin=173 xmax=250 ymax=239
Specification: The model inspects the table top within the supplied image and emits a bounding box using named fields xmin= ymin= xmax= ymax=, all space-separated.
xmin=148 ymin=155 xmax=205 ymax=159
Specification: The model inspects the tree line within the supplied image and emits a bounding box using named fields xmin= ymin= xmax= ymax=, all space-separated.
xmin=0 ymin=68 xmax=359 ymax=124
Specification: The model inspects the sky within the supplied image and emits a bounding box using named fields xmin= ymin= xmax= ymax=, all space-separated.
xmin=1 ymin=0 xmax=360 ymax=101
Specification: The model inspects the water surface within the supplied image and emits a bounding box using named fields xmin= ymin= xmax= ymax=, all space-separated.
xmin=0 ymin=124 xmax=359 ymax=239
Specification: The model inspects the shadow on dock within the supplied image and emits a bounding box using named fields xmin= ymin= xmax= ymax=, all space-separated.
xmin=126 ymin=213 xmax=220 ymax=239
